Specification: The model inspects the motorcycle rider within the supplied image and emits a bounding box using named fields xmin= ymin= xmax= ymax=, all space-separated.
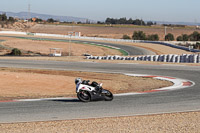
xmin=75 ymin=78 xmax=100 ymax=92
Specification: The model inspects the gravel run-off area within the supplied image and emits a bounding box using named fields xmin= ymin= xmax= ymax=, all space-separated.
xmin=0 ymin=111 xmax=200 ymax=133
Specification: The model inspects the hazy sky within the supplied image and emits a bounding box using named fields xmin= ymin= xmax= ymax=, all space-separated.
xmin=0 ymin=0 xmax=200 ymax=22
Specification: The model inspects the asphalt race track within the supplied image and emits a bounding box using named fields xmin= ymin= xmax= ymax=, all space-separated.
xmin=0 ymin=59 xmax=200 ymax=123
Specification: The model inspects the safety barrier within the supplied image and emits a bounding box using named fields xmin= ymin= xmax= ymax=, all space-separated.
xmin=87 ymin=54 xmax=200 ymax=63
xmin=1 ymin=31 xmax=200 ymax=52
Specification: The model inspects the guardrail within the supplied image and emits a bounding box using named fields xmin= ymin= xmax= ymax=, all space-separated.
xmin=87 ymin=54 xmax=200 ymax=63
xmin=1 ymin=31 xmax=200 ymax=53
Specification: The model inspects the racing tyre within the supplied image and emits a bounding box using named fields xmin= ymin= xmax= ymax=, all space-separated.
xmin=77 ymin=91 xmax=91 ymax=102
xmin=104 ymin=89 xmax=113 ymax=101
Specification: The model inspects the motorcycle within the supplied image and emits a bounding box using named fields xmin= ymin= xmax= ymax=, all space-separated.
xmin=75 ymin=78 xmax=113 ymax=102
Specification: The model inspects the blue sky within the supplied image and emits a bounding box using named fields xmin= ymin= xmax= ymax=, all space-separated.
xmin=0 ymin=0 xmax=200 ymax=22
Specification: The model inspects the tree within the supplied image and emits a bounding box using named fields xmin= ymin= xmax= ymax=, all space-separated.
xmin=34 ymin=18 xmax=43 ymax=22
xmin=8 ymin=17 xmax=15 ymax=23
xmin=122 ymin=35 xmax=131 ymax=40
xmin=182 ymin=34 xmax=189 ymax=41
xmin=147 ymin=21 xmax=154 ymax=26
xmin=105 ymin=18 xmax=111 ymax=24
xmin=127 ymin=18 xmax=133 ymax=24
xmin=165 ymin=33 xmax=174 ymax=41
xmin=0 ymin=13 xmax=7 ymax=21
xmin=97 ymin=21 xmax=104 ymax=24
xmin=189 ymin=31 xmax=200 ymax=41
xmin=177 ymin=34 xmax=189 ymax=41
xmin=118 ymin=17 xmax=127 ymax=24
xmin=132 ymin=19 xmax=145 ymax=25
xmin=147 ymin=34 xmax=159 ymax=41
xmin=104 ymin=18 xmax=148 ymax=25
xmin=132 ymin=31 xmax=146 ymax=40
xmin=47 ymin=18 xmax=56 ymax=23
xmin=105 ymin=18 xmax=116 ymax=24
xmin=176 ymin=36 xmax=183 ymax=41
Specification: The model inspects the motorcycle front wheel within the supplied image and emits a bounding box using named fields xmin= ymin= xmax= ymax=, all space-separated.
xmin=77 ymin=90 xmax=91 ymax=102
xmin=103 ymin=89 xmax=113 ymax=101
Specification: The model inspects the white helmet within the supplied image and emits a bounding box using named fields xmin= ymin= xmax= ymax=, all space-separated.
xmin=75 ymin=78 xmax=82 ymax=84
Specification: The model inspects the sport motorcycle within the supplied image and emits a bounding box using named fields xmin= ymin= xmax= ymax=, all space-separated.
xmin=75 ymin=78 xmax=113 ymax=102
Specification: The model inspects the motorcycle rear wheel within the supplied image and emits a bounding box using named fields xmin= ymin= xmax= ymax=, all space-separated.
xmin=77 ymin=91 xmax=91 ymax=102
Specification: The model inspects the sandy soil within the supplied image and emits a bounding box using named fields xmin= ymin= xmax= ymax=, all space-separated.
xmin=0 ymin=68 xmax=172 ymax=100
xmin=29 ymin=24 xmax=199 ymax=40
xmin=0 ymin=111 xmax=199 ymax=133
xmin=1 ymin=26 xmax=199 ymax=131
xmin=0 ymin=37 xmax=121 ymax=56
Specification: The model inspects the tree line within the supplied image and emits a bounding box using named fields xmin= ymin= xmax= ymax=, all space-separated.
xmin=123 ymin=31 xmax=159 ymax=41
xmin=104 ymin=17 xmax=156 ymax=26
xmin=0 ymin=13 xmax=15 ymax=23
xmin=123 ymin=31 xmax=200 ymax=42
xmin=164 ymin=31 xmax=200 ymax=41
xmin=176 ymin=31 xmax=200 ymax=41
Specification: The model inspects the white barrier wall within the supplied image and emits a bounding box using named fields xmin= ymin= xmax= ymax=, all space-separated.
xmin=87 ymin=54 xmax=200 ymax=63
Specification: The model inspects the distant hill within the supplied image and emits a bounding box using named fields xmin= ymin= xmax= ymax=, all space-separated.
xmin=0 ymin=11 xmax=199 ymax=26
xmin=0 ymin=11 xmax=94 ymax=23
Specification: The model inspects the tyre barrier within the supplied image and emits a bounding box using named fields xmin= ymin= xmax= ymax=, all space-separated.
xmin=87 ymin=54 xmax=200 ymax=63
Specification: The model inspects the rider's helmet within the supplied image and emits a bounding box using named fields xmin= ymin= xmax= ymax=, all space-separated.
xmin=91 ymin=81 xmax=98 ymax=87
xmin=75 ymin=78 xmax=82 ymax=85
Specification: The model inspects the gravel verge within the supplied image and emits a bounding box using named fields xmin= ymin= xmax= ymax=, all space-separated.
xmin=0 ymin=111 xmax=199 ymax=133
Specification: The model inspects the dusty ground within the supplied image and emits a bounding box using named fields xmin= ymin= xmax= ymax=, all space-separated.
xmin=0 ymin=37 xmax=121 ymax=56
xmin=0 ymin=111 xmax=200 ymax=133
xmin=0 ymin=68 xmax=172 ymax=100
xmin=0 ymin=34 xmax=197 ymax=57
xmin=29 ymin=24 xmax=200 ymax=40
xmin=0 ymin=26 xmax=199 ymax=132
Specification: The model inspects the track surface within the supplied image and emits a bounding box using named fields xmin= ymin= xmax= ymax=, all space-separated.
xmin=0 ymin=59 xmax=200 ymax=123
xmin=0 ymin=35 xmax=155 ymax=55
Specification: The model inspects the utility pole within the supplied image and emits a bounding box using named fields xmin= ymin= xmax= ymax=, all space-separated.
xmin=68 ymin=32 xmax=74 ymax=56
xmin=27 ymin=3 xmax=31 ymax=29
xmin=165 ymin=26 xmax=167 ymax=36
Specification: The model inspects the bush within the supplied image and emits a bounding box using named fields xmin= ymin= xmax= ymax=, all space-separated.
xmin=132 ymin=31 xmax=146 ymax=40
xmin=177 ymin=34 xmax=189 ymax=41
xmin=10 ymin=48 xmax=22 ymax=56
xmin=147 ymin=34 xmax=159 ymax=41
xmin=195 ymin=42 xmax=200 ymax=49
xmin=122 ymin=35 xmax=131 ymax=39
xmin=189 ymin=31 xmax=200 ymax=41
xmin=165 ymin=33 xmax=174 ymax=41
xmin=176 ymin=36 xmax=183 ymax=41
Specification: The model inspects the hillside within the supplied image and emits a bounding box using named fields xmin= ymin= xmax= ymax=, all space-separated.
xmin=0 ymin=11 xmax=93 ymax=23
